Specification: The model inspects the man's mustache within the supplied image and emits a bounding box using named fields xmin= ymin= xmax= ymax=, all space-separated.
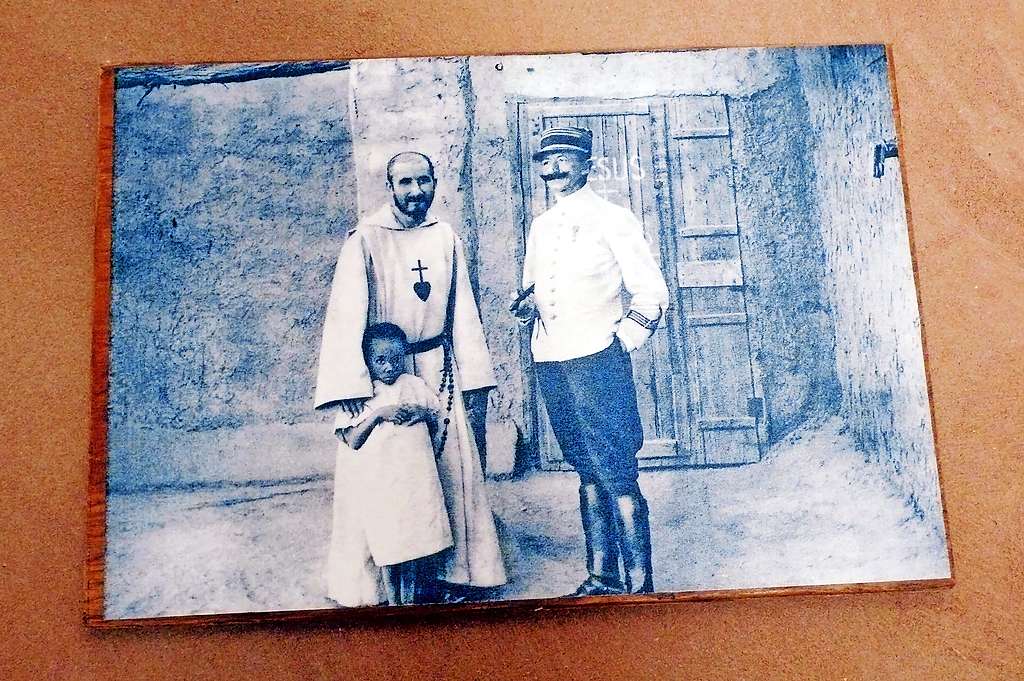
xmin=541 ymin=172 xmax=569 ymax=181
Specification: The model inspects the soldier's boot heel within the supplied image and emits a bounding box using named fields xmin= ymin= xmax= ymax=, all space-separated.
xmin=613 ymin=490 xmax=654 ymax=594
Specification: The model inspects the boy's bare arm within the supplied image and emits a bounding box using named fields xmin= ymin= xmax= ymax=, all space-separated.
xmin=392 ymin=404 xmax=436 ymax=426
xmin=342 ymin=405 xmax=400 ymax=450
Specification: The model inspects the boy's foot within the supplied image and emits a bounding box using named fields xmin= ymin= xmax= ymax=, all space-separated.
xmin=567 ymin=575 xmax=625 ymax=597
xmin=437 ymin=582 xmax=499 ymax=604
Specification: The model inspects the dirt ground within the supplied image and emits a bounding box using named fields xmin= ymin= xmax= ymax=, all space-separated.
xmin=104 ymin=416 xmax=950 ymax=619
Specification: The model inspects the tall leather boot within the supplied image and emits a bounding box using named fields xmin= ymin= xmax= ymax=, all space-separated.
xmin=612 ymin=490 xmax=654 ymax=594
xmin=568 ymin=483 xmax=624 ymax=596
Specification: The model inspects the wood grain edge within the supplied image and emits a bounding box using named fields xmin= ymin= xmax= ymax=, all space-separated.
xmin=884 ymin=44 xmax=957 ymax=584
xmin=84 ymin=67 xmax=116 ymax=625
xmin=83 ymin=577 xmax=954 ymax=629
xmin=91 ymin=42 xmax=887 ymax=76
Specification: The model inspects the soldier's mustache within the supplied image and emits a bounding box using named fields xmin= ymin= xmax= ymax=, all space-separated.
xmin=541 ymin=172 xmax=569 ymax=181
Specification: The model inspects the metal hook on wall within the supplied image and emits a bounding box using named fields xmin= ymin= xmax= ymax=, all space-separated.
xmin=873 ymin=138 xmax=899 ymax=178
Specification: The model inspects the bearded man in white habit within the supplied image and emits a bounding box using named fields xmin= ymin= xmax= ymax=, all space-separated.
xmin=315 ymin=151 xmax=506 ymax=606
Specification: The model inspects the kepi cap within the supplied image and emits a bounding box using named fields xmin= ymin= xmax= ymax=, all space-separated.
xmin=532 ymin=126 xmax=593 ymax=160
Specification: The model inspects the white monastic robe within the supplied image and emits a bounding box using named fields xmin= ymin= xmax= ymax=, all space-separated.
xmin=316 ymin=204 xmax=506 ymax=606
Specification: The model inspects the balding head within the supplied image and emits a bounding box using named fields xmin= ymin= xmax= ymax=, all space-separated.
xmin=386 ymin=152 xmax=435 ymax=186
xmin=385 ymin=152 xmax=436 ymax=225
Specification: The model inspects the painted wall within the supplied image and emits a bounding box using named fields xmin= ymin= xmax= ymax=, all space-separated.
xmin=795 ymin=46 xmax=941 ymax=527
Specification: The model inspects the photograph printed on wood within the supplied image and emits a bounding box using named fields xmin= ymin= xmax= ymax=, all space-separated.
xmin=88 ymin=45 xmax=952 ymax=625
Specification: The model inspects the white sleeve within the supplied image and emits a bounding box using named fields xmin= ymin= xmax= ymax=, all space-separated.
xmin=313 ymin=234 xmax=374 ymax=409
xmin=451 ymin=235 xmax=497 ymax=391
xmin=604 ymin=208 xmax=669 ymax=323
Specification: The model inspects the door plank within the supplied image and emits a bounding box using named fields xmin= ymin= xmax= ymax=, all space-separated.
xmin=676 ymin=137 xmax=737 ymax=231
xmin=687 ymin=312 xmax=748 ymax=327
xmin=678 ymin=224 xmax=739 ymax=238
xmin=699 ymin=416 xmax=757 ymax=430
xmin=692 ymin=324 xmax=754 ymax=417
xmin=649 ymin=100 xmax=695 ymax=458
xmin=677 ymin=259 xmax=744 ymax=288
xmin=666 ymin=95 xmax=764 ymax=466
xmin=621 ymin=113 xmax=667 ymax=440
xmin=630 ymin=113 xmax=679 ymax=442
xmin=637 ymin=438 xmax=680 ymax=458
xmin=541 ymin=101 xmax=651 ymax=117
xmin=701 ymin=428 xmax=759 ymax=464
xmin=510 ymin=100 xmax=540 ymax=460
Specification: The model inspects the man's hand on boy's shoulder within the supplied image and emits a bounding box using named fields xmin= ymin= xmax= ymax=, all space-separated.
xmin=338 ymin=397 xmax=368 ymax=418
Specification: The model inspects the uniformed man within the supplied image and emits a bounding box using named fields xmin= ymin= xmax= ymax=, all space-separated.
xmin=512 ymin=126 xmax=670 ymax=596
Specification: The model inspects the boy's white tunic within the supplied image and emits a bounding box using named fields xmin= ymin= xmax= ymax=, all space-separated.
xmin=334 ymin=374 xmax=452 ymax=569
xmin=316 ymin=204 xmax=507 ymax=606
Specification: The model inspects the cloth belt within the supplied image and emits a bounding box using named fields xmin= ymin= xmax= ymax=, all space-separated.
xmin=407 ymin=333 xmax=445 ymax=355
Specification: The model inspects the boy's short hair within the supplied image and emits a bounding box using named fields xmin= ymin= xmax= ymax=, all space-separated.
xmin=362 ymin=322 xmax=408 ymax=358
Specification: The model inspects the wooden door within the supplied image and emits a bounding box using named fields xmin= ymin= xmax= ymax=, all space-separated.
xmin=661 ymin=95 xmax=764 ymax=465
xmin=516 ymin=100 xmax=691 ymax=470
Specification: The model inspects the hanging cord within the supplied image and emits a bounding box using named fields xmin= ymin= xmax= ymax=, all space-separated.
xmin=434 ymin=337 xmax=456 ymax=456
xmin=433 ymin=241 xmax=460 ymax=457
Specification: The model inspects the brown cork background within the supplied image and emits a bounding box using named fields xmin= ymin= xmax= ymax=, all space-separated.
xmin=1 ymin=1 xmax=1022 ymax=678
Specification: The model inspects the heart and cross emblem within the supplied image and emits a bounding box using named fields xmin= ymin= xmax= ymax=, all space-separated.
xmin=411 ymin=260 xmax=431 ymax=301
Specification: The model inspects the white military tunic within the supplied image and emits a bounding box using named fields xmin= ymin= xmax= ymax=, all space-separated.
xmin=522 ymin=184 xmax=669 ymax=362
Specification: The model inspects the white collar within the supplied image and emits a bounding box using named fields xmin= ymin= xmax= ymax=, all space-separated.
xmin=552 ymin=183 xmax=596 ymax=208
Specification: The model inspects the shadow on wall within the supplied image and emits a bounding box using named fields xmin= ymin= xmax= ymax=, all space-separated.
xmin=729 ymin=55 xmax=846 ymax=443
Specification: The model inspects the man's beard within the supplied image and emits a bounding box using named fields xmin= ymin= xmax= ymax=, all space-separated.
xmin=394 ymin=194 xmax=432 ymax=220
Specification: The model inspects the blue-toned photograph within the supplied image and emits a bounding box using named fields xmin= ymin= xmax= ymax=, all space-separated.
xmin=99 ymin=46 xmax=951 ymax=620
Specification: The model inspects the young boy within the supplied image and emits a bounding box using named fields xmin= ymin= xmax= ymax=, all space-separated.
xmin=329 ymin=322 xmax=453 ymax=606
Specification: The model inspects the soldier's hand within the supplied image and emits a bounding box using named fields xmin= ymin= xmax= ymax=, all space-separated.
xmin=616 ymin=318 xmax=654 ymax=353
xmin=339 ymin=397 xmax=369 ymax=418
xmin=509 ymin=290 xmax=538 ymax=325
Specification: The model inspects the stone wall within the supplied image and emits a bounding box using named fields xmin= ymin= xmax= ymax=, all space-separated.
xmin=109 ymin=69 xmax=355 ymax=433
xmin=796 ymin=46 xmax=941 ymax=525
